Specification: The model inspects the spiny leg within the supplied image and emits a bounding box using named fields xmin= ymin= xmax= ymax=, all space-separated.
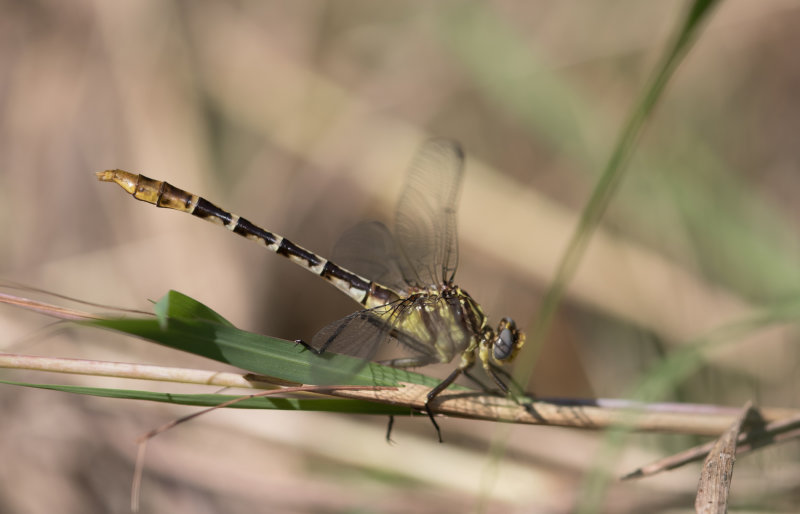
xmin=294 ymin=338 xmax=320 ymax=354
xmin=385 ymin=415 xmax=395 ymax=444
xmin=463 ymin=362 xmax=533 ymax=411
xmin=463 ymin=368 xmax=503 ymax=396
xmin=487 ymin=362 xmax=531 ymax=399
xmin=379 ymin=353 xmax=453 ymax=443
xmin=423 ymin=366 xmax=471 ymax=444
xmin=470 ymin=362 xmax=534 ymax=414
xmin=484 ymin=365 xmax=509 ymax=396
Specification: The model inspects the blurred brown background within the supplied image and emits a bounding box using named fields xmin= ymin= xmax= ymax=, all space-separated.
xmin=2 ymin=1 xmax=800 ymax=512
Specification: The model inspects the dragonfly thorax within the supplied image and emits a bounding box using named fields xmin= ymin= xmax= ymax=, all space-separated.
xmin=394 ymin=285 xmax=485 ymax=365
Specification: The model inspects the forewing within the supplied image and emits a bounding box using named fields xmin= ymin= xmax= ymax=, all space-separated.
xmin=330 ymin=221 xmax=409 ymax=294
xmin=394 ymin=139 xmax=464 ymax=288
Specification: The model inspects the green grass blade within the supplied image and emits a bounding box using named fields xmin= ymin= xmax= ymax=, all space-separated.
xmin=0 ymin=379 xmax=413 ymax=415
xmin=442 ymin=2 xmax=800 ymax=304
xmin=522 ymin=0 xmax=723 ymax=376
xmin=153 ymin=289 xmax=234 ymax=327
xmin=443 ymin=1 xmax=726 ymax=511
xmin=86 ymin=290 xmax=445 ymax=391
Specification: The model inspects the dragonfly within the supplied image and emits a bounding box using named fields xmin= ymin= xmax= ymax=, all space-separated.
xmin=96 ymin=139 xmax=525 ymax=441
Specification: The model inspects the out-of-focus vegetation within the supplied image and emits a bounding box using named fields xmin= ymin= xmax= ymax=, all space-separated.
xmin=1 ymin=1 xmax=799 ymax=512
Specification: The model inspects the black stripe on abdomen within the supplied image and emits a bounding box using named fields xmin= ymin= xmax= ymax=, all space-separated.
xmin=277 ymin=238 xmax=325 ymax=269
xmin=233 ymin=217 xmax=279 ymax=247
xmin=192 ymin=197 xmax=234 ymax=225
xmin=321 ymin=261 xmax=370 ymax=292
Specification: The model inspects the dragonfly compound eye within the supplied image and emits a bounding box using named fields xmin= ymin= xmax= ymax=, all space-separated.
xmin=493 ymin=318 xmax=520 ymax=363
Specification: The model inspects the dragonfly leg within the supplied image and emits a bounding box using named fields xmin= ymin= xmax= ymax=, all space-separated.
xmin=463 ymin=369 xmax=500 ymax=395
xmin=463 ymin=364 xmax=533 ymax=411
xmin=293 ymin=338 xmax=324 ymax=355
xmin=376 ymin=354 xmax=450 ymax=442
xmin=385 ymin=415 xmax=396 ymax=444
xmin=485 ymin=366 xmax=509 ymax=395
xmin=377 ymin=354 xmax=462 ymax=443
xmin=423 ymin=367 xmax=466 ymax=443
xmin=487 ymin=362 xmax=532 ymax=399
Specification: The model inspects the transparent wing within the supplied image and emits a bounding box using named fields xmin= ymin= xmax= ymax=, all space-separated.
xmin=394 ymin=139 xmax=464 ymax=288
xmin=307 ymin=139 xmax=468 ymax=385
xmin=311 ymin=304 xmax=396 ymax=360
xmin=330 ymin=221 xmax=409 ymax=294
xmin=308 ymin=298 xmax=449 ymax=384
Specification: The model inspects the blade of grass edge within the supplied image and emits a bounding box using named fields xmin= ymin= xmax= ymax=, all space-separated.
xmin=554 ymin=2 xmax=726 ymax=512
xmin=441 ymin=0 xmax=724 ymax=510
xmin=0 ymin=379 xmax=412 ymax=415
xmin=521 ymin=0 xmax=723 ymax=382
xmin=152 ymin=290 xmax=234 ymax=327
xmin=84 ymin=290 xmax=448 ymax=391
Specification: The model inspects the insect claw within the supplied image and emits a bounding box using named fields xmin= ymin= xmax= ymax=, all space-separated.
xmin=385 ymin=415 xmax=396 ymax=444
xmin=294 ymin=338 xmax=323 ymax=355
xmin=423 ymin=404 xmax=444 ymax=443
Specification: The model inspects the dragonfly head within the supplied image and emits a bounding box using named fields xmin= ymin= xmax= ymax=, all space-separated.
xmin=491 ymin=318 xmax=525 ymax=364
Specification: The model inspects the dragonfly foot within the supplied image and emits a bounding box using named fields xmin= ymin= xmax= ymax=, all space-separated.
xmin=294 ymin=339 xmax=323 ymax=355
xmin=385 ymin=415 xmax=396 ymax=444
xmin=424 ymin=403 xmax=444 ymax=443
